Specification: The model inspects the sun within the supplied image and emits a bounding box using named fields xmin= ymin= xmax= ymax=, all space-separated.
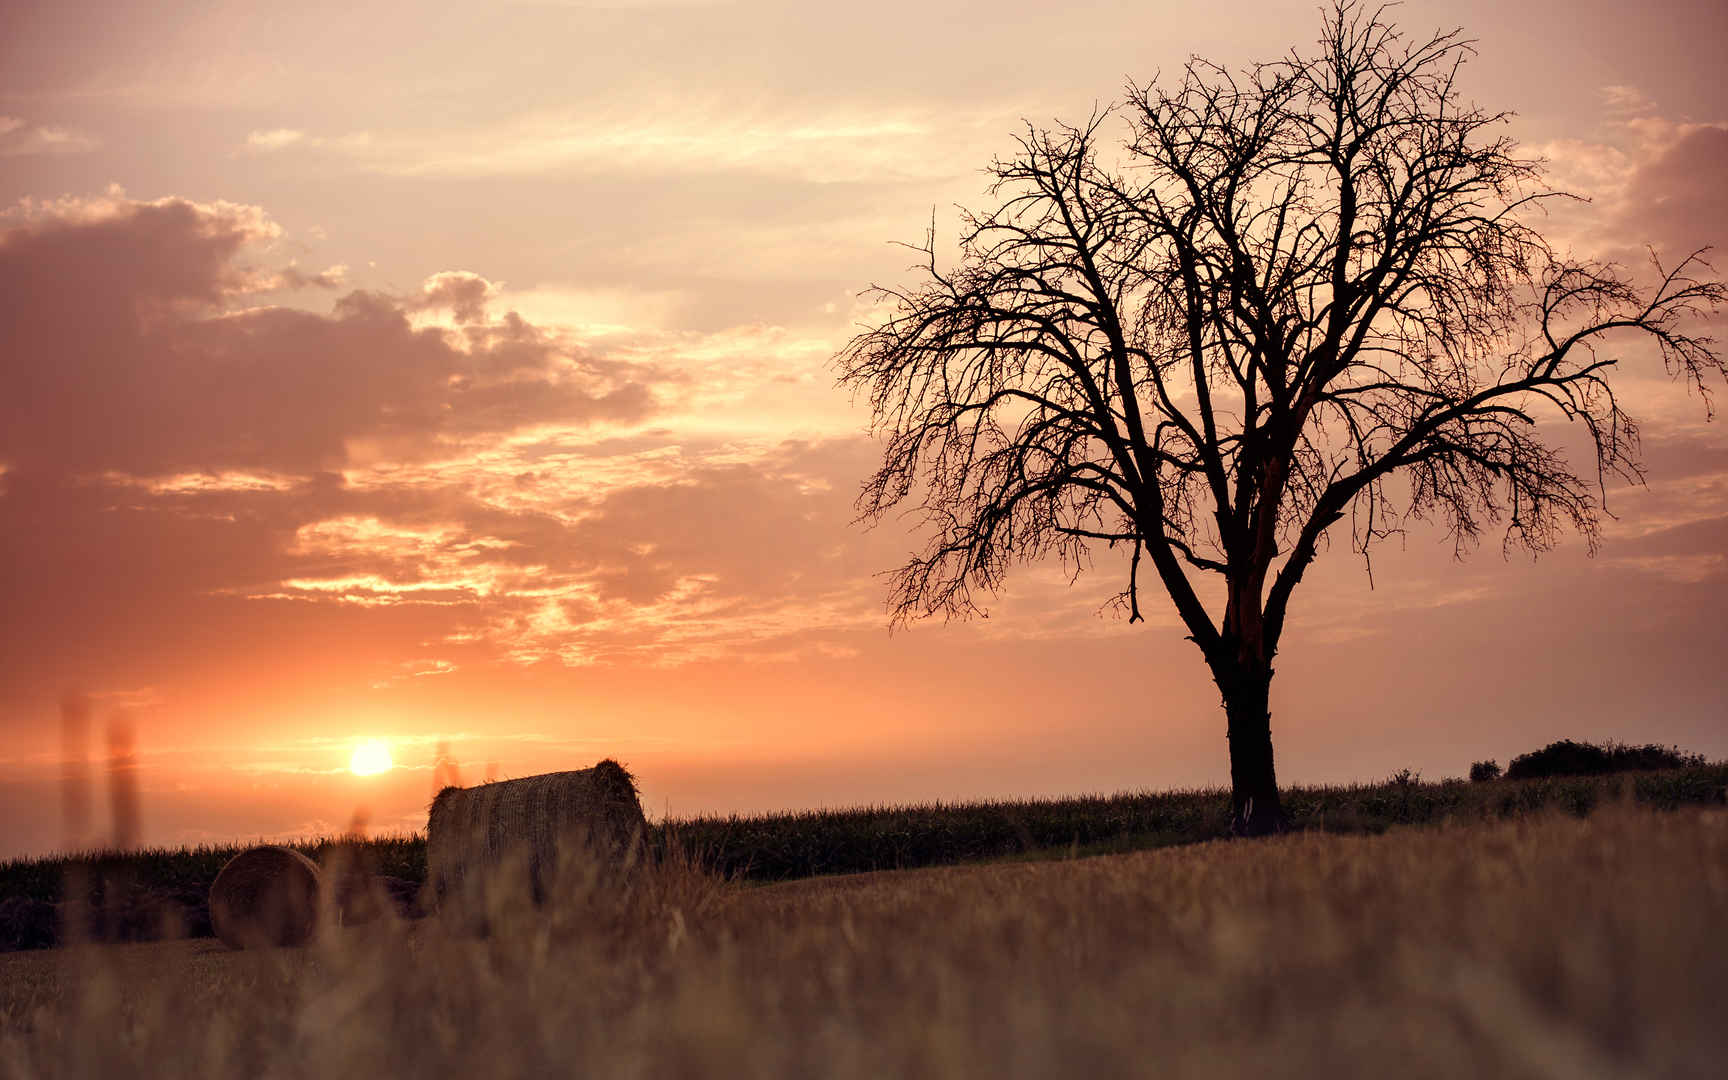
xmin=349 ymin=739 xmax=393 ymax=776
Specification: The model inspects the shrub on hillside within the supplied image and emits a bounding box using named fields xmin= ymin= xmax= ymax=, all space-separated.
xmin=1505 ymin=740 xmax=1705 ymax=781
xmin=1469 ymin=760 xmax=1502 ymax=782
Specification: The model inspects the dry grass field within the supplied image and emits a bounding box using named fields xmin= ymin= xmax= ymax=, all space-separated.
xmin=3 ymin=801 xmax=1725 ymax=1079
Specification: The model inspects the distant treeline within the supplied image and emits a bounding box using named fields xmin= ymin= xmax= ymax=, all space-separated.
xmin=1470 ymin=739 xmax=1706 ymax=782
xmin=2 ymin=757 xmax=1723 ymax=951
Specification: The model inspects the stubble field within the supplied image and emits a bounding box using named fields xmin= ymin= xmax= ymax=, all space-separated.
xmin=2 ymin=801 xmax=1724 ymax=1079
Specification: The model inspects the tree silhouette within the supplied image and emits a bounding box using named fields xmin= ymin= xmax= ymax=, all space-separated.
xmin=837 ymin=2 xmax=1725 ymax=834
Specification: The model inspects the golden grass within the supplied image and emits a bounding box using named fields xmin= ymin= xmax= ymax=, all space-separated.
xmin=2 ymin=804 xmax=1723 ymax=1078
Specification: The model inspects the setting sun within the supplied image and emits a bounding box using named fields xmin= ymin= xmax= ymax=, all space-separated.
xmin=349 ymin=739 xmax=393 ymax=777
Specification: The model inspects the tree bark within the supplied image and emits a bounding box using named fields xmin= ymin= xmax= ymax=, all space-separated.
xmin=1216 ymin=663 xmax=1286 ymax=836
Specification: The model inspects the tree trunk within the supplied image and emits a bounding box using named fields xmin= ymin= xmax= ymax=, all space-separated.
xmin=1216 ymin=663 xmax=1287 ymax=836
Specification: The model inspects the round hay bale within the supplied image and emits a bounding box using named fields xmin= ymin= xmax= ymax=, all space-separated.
xmin=208 ymin=845 xmax=321 ymax=949
xmin=426 ymin=759 xmax=647 ymax=911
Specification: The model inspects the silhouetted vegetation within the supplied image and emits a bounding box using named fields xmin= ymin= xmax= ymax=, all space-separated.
xmin=0 ymin=835 xmax=423 ymax=951
xmin=672 ymin=764 xmax=1728 ymax=881
xmin=4 ymin=764 xmax=1723 ymax=950
xmin=1469 ymin=760 xmax=1502 ymax=782
xmin=1505 ymin=739 xmax=1706 ymax=780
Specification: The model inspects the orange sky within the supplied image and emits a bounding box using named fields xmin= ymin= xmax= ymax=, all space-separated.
xmin=2 ymin=0 xmax=1726 ymax=859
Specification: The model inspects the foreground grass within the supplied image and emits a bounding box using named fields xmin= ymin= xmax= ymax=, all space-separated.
xmin=2 ymin=765 xmax=1724 ymax=950
xmin=2 ymin=803 xmax=1723 ymax=1078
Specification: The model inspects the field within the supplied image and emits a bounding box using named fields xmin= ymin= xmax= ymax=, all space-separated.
xmin=4 ymin=765 xmax=1726 ymax=954
xmin=1 ymin=800 xmax=1724 ymax=1078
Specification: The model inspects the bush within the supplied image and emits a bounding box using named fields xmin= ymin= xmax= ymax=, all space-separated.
xmin=1469 ymin=760 xmax=1502 ymax=783
xmin=1504 ymin=740 xmax=1705 ymax=781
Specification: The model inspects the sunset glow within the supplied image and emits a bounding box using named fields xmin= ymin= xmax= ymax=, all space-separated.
xmin=2 ymin=0 xmax=1725 ymax=859
xmin=349 ymin=740 xmax=394 ymax=777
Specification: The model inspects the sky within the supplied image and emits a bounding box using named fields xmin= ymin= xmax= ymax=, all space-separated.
xmin=2 ymin=0 xmax=1725 ymax=859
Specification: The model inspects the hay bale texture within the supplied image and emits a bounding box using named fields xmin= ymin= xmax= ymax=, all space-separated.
xmin=426 ymin=759 xmax=646 ymax=908
xmin=208 ymin=845 xmax=321 ymax=949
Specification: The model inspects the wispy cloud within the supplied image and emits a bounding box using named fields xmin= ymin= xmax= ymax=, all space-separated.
xmin=248 ymin=106 xmax=1017 ymax=183
xmin=240 ymin=128 xmax=372 ymax=154
xmin=245 ymin=127 xmax=305 ymax=150
xmin=0 ymin=117 xmax=99 ymax=157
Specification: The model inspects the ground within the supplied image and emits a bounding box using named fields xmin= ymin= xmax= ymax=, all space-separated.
xmin=2 ymin=803 xmax=1724 ymax=1078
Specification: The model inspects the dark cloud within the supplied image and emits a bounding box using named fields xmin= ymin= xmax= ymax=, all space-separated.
xmin=0 ymin=194 xmax=676 ymax=710
xmin=1620 ymin=126 xmax=1728 ymax=256
xmin=0 ymin=196 xmax=658 ymax=478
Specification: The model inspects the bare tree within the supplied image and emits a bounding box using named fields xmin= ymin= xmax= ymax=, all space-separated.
xmin=836 ymin=2 xmax=1725 ymax=834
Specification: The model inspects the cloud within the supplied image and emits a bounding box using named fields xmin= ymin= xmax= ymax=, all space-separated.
xmin=207 ymin=435 xmax=901 ymax=669
xmin=0 ymin=188 xmax=912 ymax=715
xmin=271 ymin=262 xmax=350 ymax=290
xmin=260 ymin=106 xmax=1013 ymax=184
xmin=0 ymin=192 xmax=659 ymax=478
xmin=1598 ymin=85 xmax=1720 ymax=157
xmin=416 ymin=270 xmax=500 ymax=324
xmin=1528 ymin=87 xmax=1728 ymax=260
xmin=245 ymin=128 xmax=306 ymax=150
xmin=240 ymin=128 xmax=371 ymax=154
xmin=0 ymin=117 xmax=99 ymax=156
xmin=1620 ymin=126 xmax=1728 ymax=256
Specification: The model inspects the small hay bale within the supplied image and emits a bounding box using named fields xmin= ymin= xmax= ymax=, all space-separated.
xmin=426 ymin=759 xmax=646 ymax=911
xmin=208 ymin=846 xmax=321 ymax=949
